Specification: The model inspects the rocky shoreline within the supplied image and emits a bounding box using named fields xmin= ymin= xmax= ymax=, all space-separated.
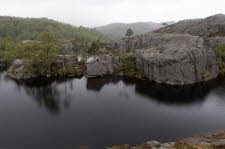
xmin=3 ymin=14 xmax=225 ymax=86
xmin=108 ymin=132 xmax=225 ymax=149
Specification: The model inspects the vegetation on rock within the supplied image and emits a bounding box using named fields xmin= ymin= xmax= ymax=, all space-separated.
xmin=115 ymin=52 xmax=144 ymax=79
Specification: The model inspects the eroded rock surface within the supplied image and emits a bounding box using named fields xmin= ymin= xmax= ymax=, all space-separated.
xmin=86 ymin=55 xmax=121 ymax=77
xmin=135 ymin=33 xmax=219 ymax=85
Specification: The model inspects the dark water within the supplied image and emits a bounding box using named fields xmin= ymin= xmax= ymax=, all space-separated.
xmin=1 ymin=72 xmax=225 ymax=149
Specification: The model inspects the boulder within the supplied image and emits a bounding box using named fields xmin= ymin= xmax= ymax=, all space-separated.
xmin=86 ymin=55 xmax=121 ymax=77
xmin=135 ymin=33 xmax=219 ymax=85
xmin=22 ymin=40 xmax=41 ymax=44
xmin=7 ymin=59 xmax=36 ymax=79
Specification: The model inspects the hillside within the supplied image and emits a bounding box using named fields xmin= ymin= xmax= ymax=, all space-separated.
xmin=95 ymin=21 xmax=174 ymax=40
xmin=155 ymin=14 xmax=225 ymax=36
xmin=0 ymin=16 xmax=105 ymax=43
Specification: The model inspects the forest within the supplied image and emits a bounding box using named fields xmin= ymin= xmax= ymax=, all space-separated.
xmin=0 ymin=16 xmax=107 ymax=50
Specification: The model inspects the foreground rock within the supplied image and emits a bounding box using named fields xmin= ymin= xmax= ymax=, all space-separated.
xmin=7 ymin=55 xmax=83 ymax=80
xmin=108 ymin=132 xmax=225 ymax=149
xmin=86 ymin=55 xmax=121 ymax=77
xmin=135 ymin=33 xmax=219 ymax=85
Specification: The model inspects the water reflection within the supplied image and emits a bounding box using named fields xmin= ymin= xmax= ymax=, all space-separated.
xmin=86 ymin=76 xmax=120 ymax=91
xmin=3 ymin=73 xmax=225 ymax=112
xmin=11 ymin=78 xmax=75 ymax=114
xmin=86 ymin=76 xmax=225 ymax=105
xmin=2 ymin=72 xmax=225 ymax=149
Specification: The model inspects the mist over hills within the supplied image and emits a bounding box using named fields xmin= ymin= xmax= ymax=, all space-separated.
xmin=95 ymin=21 xmax=175 ymax=40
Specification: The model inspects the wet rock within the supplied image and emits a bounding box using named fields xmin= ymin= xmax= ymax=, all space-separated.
xmin=86 ymin=55 xmax=121 ymax=77
xmin=135 ymin=33 xmax=219 ymax=85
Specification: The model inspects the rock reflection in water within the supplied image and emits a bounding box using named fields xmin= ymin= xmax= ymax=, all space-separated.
xmin=86 ymin=76 xmax=225 ymax=105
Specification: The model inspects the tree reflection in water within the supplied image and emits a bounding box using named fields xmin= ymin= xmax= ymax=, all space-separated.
xmin=12 ymin=78 xmax=75 ymax=114
xmin=5 ymin=73 xmax=225 ymax=113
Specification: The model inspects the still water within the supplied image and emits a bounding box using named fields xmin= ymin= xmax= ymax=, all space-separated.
xmin=0 ymin=72 xmax=225 ymax=149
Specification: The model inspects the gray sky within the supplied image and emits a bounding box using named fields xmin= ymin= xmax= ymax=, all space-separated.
xmin=0 ymin=0 xmax=225 ymax=27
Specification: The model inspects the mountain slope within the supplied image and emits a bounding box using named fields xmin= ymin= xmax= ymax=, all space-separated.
xmin=0 ymin=16 xmax=105 ymax=42
xmin=95 ymin=21 xmax=174 ymax=40
xmin=155 ymin=14 xmax=225 ymax=36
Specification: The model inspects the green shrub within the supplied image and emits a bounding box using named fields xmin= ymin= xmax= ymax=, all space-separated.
xmin=202 ymin=72 xmax=211 ymax=79
xmin=213 ymin=45 xmax=225 ymax=57
xmin=78 ymin=59 xmax=86 ymax=65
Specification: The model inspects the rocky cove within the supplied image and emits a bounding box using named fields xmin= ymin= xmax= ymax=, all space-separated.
xmin=1 ymin=14 xmax=225 ymax=149
xmin=4 ymin=14 xmax=225 ymax=86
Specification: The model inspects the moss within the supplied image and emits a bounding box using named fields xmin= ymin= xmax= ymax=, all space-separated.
xmin=107 ymin=144 xmax=131 ymax=149
xmin=175 ymin=142 xmax=225 ymax=149
xmin=213 ymin=45 xmax=225 ymax=57
xmin=202 ymin=72 xmax=211 ymax=79
xmin=115 ymin=52 xmax=145 ymax=79
xmin=64 ymin=62 xmax=82 ymax=76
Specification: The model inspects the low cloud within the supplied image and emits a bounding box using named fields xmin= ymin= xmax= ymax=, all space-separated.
xmin=0 ymin=0 xmax=224 ymax=27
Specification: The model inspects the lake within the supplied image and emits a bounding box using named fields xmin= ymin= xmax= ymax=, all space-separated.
xmin=0 ymin=72 xmax=225 ymax=149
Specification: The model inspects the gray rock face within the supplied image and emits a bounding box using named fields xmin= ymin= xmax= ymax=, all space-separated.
xmin=7 ymin=59 xmax=36 ymax=79
xmin=155 ymin=14 xmax=225 ymax=36
xmin=207 ymin=36 xmax=225 ymax=48
xmin=86 ymin=55 xmax=121 ymax=77
xmin=135 ymin=33 xmax=219 ymax=85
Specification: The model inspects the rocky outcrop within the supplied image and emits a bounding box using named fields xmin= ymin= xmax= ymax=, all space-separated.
xmin=112 ymin=14 xmax=225 ymax=52
xmin=7 ymin=59 xmax=36 ymax=79
xmin=86 ymin=55 xmax=121 ymax=77
xmin=135 ymin=33 xmax=219 ymax=85
xmin=155 ymin=14 xmax=225 ymax=36
xmin=109 ymin=14 xmax=225 ymax=85
xmin=7 ymin=55 xmax=80 ymax=80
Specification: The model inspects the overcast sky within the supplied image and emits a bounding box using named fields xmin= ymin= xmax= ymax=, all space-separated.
xmin=0 ymin=0 xmax=225 ymax=27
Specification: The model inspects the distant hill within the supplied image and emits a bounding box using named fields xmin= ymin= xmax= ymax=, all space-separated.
xmin=95 ymin=21 xmax=174 ymax=40
xmin=0 ymin=16 xmax=105 ymax=42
